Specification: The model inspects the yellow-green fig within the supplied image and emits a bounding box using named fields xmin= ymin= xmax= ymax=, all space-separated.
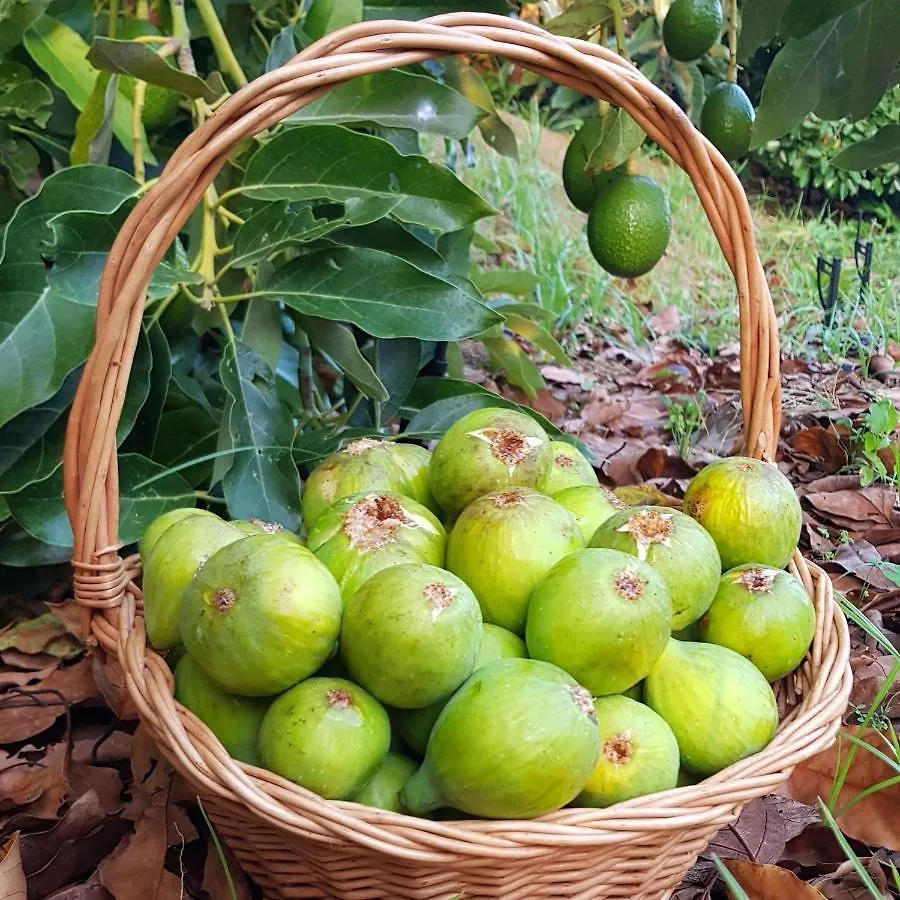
xmin=142 ymin=514 xmax=244 ymax=649
xmin=341 ymin=563 xmax=482 ymax=709
xmin=401 ymin=658 xmax=599 ymax=819
xmin=301 ymin=438 xmax=409 ymax=530
xmin=553 ymin=484 xmax=626 ymax=542
xmin=446 ymin=487 xmax=583 ymax=634
xmin=140 ymin=507 xmax=217 ymax=559
xmin=390 ymin=442 xmax=437 ymax=513
xmin=395 ymin=622 xmax=527 ymax=756
xmin=429 ymin=407 xmax=553 ymax=518
xmin=174 ymin=654 xmax=269 ymax=765
xmin=684 ymin=457 xmax=801 ymax=570
xmin=538 ymin=441 xmax=599 ymax=494
xmin=308 ymin=491 xmax=446 ymax=603
xmin=180 ymin=534 xmax=342 ymax=696
xmin=644 ymin=640 xmax=779 ymax=776
xmin=231 ymin=519 xmax=305 ymax=544
xmin=349 ymin=751 xmax=418 ymax=812
xmin=698 ymin=565 xmax=816 ymax=680
xmin=577 ymin=695 xmax=680 ymax=807
xmin=590 ymin=506 xmax=721 ymax=629
xmin=526 ymin=548 xmax=672 ymax=695
xmin=258 ymin=677 xmax=390 ymax=799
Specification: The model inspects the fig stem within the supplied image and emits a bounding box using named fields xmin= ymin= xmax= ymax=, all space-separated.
xmin=400 ymin=764 xmax=443 ymax=816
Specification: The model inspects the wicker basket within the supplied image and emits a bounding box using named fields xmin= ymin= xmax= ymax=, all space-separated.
xmin=64 ymin=12 xmax=852 ymax=899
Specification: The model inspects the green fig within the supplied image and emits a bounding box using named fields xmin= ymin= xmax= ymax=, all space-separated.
xmin=231 ymin=519 xmax=305 ymax=544
xmin=577 ymin=695 xmax=680 ymax=807
xmin=590 ymin=506 xmax=721 ymax=629
xmin=401 ymin=658 xmax=599 ymax=819
xmin=644 ymin=640 xmax=779 ymax=776
xmin=526 ymin=548 xmax=672 ymax=696
xmin=349 ymin=752 xmax=418 ymax=812
xmin=341 ymin=563 xmax=482 ymax=709
xmin=621 ymin=681 xmax=643 ymax=701
xmin=140 ymin=507 xmax=217 ymax=559
xmin=174 ymin=654 xmax=269 ymax=765
xmin=553 ymin=484 xmax=626 ymax=542
xmin=684 ymin=457 xmax=802 ymax=570
xmin=698 ymin=565 xmax=815 ymax=680
xmin=301 ymin=437 xmax=409 ymax=530
xmin=143 ymin=515 xmax=244 ymax=649
xmin=307 ymin=491 xmax=446 ymax=604
xmin=429 ymin=407 xmax=553 ymax=518
xmin=258 ymin=677 xmax=390 ymax=799
xmin=538 ymin=441 xmax=599 ymax=494
xmin=446 ymin=487 xmax=583 ymax=634
xmin=180 ymin=534 xmax=342 ymax=696
xmin=390 ymin=442 xmax=438 ymax=513
xmin=395 ymin=622 xmax=527 ymax=756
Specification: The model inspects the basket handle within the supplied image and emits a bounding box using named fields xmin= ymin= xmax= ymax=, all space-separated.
xmin=64 ymin=12 xmax=781 ymax=636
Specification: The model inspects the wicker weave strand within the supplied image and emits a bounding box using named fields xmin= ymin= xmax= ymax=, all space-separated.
xmin=63 ymin=13 xmax=850 ymax=898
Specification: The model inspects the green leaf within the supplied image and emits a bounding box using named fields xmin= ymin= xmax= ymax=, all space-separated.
xmin=264 ymin=247 xmax=501 ymax=340
xmin=0 ymin=125 xmax=39 ymax=189
xmin=670 ymin=61 xmax=705 ymax=122
xmin=366 ymin=337 xmax=422 ymax=423
xmin=326 ymin=218 xmax=449 ymax=277
xmin=23 ymin=16 xmax=155 ymax=164
xmin=833 ymin=123 xmax=900 ymax=168
xmin=585 ymin=108 xmax=645 ymax=173
xmin=752 ymin=17 xmax=845 ymax=145
xmin=87 ymin=37 xmax=222 ymax=101
xmin=116 ymin=325 xmax=152 ymax=445
xmin=842 ymin=0 xmax=900 ymax=120
xmin=503 ymin=313 xmax=572 ymax=366
xmin=0 ymin=0 xmax=49 ymax=52
xmin=545 ymin=0 xmax=612 ymax=37
xmin=486 ymin=299 xmax=556 ymax=323
xmin=815 ymin=70 xmax=853 ymax=118
xmin=219 ymin=341 xmax=301 ymax=530
xmin=6 ymin=453 xmax=194 ymax=548
xmin=287 ymin=70 xmax=485 ymax=139
xmin=298 ymin=315 xmax=389 ymax=402
xmin=240 ymin=299 xmax=283 ymax=370
xmin=242 ymin=124 xmax=495 ymax=234
xmin=781 ymin=0 xmax=865 ymax=38
xmin=0 ymin=523 xmax=71 ymax=567
xmin=303 ymin=0 xmax=362 ymax=41
xmin=472 ymin=268 xmax=539 ymax=297
xmin=0 ymin=62 xmax=53 ymax=125
xmin=738 ymin=0 xmax=790 ymax=61
xmin=483 ymin=334 xmax=545 ymax=400
xmin=229 ymin=199 xmax=386 ymax=269
xmin=151 ymin=406 xmax=218 ymax=487
xmin=361 ymin=0 xmax=506 ymax=18
xmin=265 ymin=24 xmax=296 ymax=72
xmin=0 ymin=165 xmax=139 ymax=430
xmin=123 ymin=323 xmax=170 ymax=455
xmin=70 ymin=70 xmax=117 ymax=165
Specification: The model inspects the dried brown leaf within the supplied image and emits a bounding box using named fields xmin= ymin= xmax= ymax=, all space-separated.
xmin=0 ymin=743 xmax=69 ymax=812
xmin=44 ymin=886 xmax=112 ymax=900
xmin=806 ymin=488 xmax=900 ymax=530
xmin=0 ymin=616 xmax=81 ymax=659
xmin=813 ymin=858 xmax=892 ymax=899
xmin=789 ymin=427 xmax=848 ymax=472
xmin=724 ymin=860 xmax=826 ymax=898
xmin=201 ymin=836 xmax=252 ymax=900
xmin=68 ymin=762 xmax=123 ymax=815
xmin=0 ymin=651 xmax=63 ymax=672
xmin=828 ymin=541 xmax=898 ymax=593
xmin=784 ymin=728 xmax=900 ymax=851
xmin=0 ymin=834 xmax=26 ymax=900
xmin=849 ymin=655 xmax=897 ymax=710
xmin=72 ymin=727 xmax=133 ymax=766
xmin=648 ymin=304 xmax=682 ymax=336
xmin=0 ymin=664 xmax=58 ymax=689
xmin=780 ymin=823 xmax=846 ymax=866
xmin=89 ymin=656 xmax=134 ymax=720
xmin=539 ymin=365 xmax=584 ymax=385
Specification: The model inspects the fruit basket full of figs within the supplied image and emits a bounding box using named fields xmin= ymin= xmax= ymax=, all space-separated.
xmin=64 ymin=13 xmax=852 ymax=900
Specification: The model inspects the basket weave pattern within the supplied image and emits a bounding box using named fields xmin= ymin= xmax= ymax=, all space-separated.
xmin=64 ymin=13 xmax=852 ymax=899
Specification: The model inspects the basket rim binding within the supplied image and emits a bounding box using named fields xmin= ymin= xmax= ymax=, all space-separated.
xmin=63 ymin=11 xmax=852 ymax=863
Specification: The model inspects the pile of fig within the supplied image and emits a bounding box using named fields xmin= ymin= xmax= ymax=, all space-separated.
xmin=142 ymin=406 xmax=814 ymax=819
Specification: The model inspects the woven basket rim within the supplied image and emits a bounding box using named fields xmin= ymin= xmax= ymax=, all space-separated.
xmin=63 ymin=10 xmax=852 ymax=870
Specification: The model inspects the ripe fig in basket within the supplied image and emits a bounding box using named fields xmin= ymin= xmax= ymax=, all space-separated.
xmin=537 ymin=440 xmax=599 ymax=494
xmin=526 ymin=548 xmax=672 ymax=696
xmin=389 ymin=442 xmax=437 ymax=514
xmin=301 ymin=437 xmax=412 ymax=530
xmin=644 ymin=639 xmax=778 ymax=776
xmin=340 ymin=563 xmax=483 ymax=710
xmin=174 ymin=653 xmax=269 ymax=765
xmin=395 ymin=622 xmax=527 ymax=757
xmin=577 ymin=695 xmax=680 ymax=807
xmin=140 ymin=506 xmax=217 ymax=559
xmin=552 ymin=484 xmax=625 ymax=543
xmin=349 ymin=751 xmax=418 ymax=813
xmin=590 ymin=506 xmax=721 ymax=629
xmin=428 ymin=407 xmax=553 ymax=518
xmin=446 ymin=487 xmax=583 ymax=635
xmin=231 ymin=518 xmax=305 ymax=544
xmin=401 ymin=658 xmax=599 ymax=819
xmin=683 ymin=456 xmax=802 ymax=570
xmin=258 ymin=677 xmax=390 ymax=800
xmin=698 ymin=565 xmax=816 ymax=681
xmin=179 ymin=534 xmax=342 ymax=696
xmin=308 ymin=491 xmax=446 ymax=604
xmin=142 ymin=513 xmax=244 ymax=649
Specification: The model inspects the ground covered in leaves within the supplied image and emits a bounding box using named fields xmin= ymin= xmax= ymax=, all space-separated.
xmin=1 ymin=330 xmax=898 ymax=899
